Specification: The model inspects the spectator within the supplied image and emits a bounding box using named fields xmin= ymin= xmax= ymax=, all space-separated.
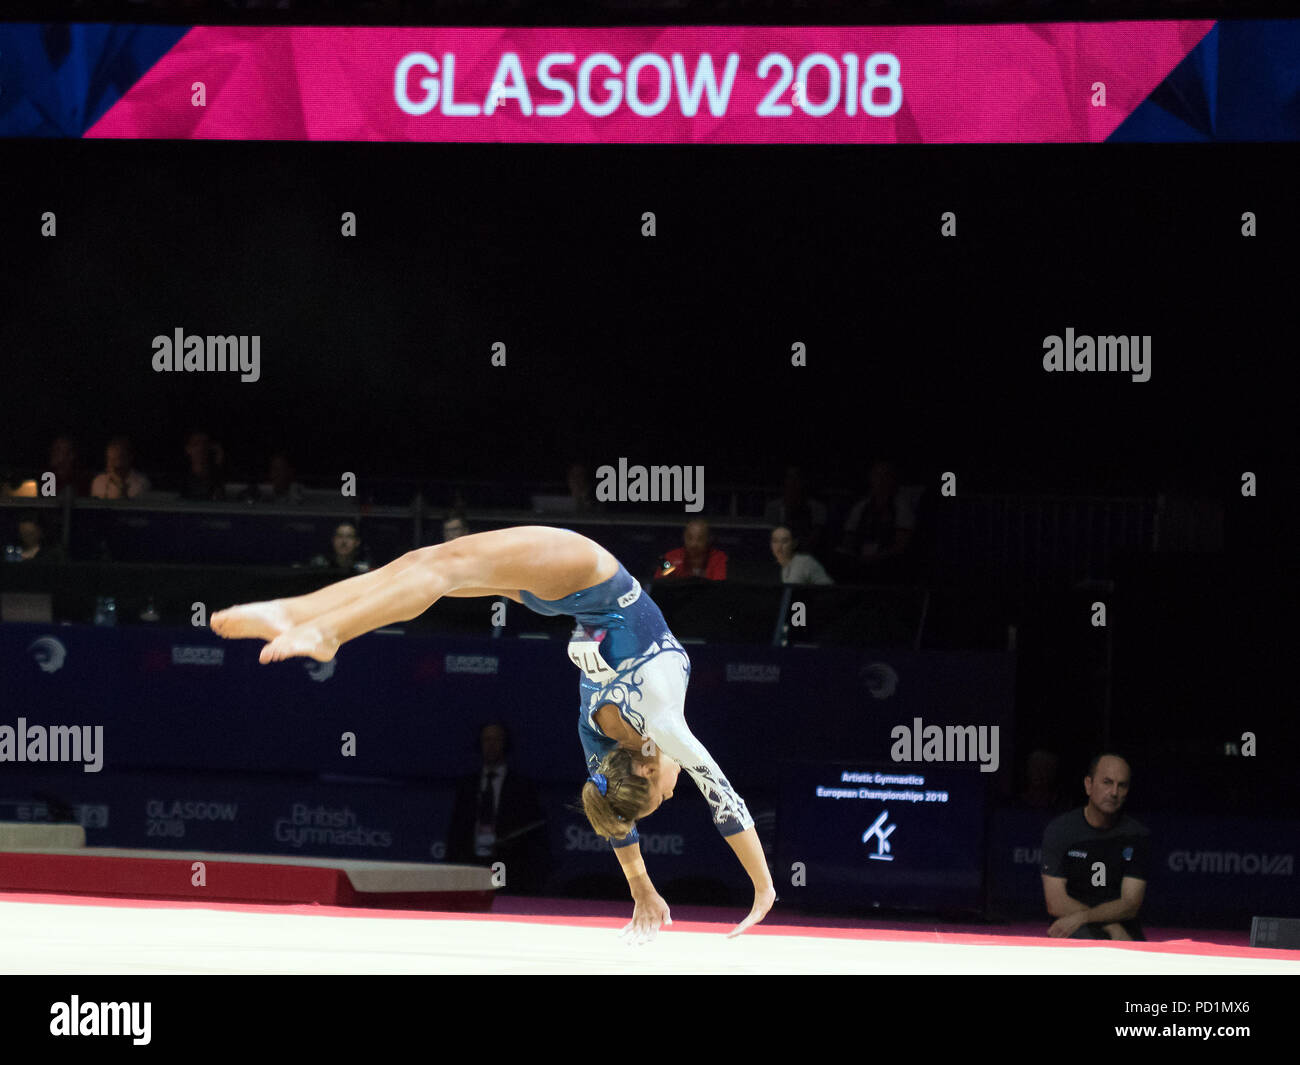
xmin=443 ymin=512 xmax=470 ymax=542
xmin=179 ymin=429 xmax=226 ymax=501
xmin=770 ymin=525 xmax=832 ymax=585
xmin=243 ymin=451 xmax=305 ymax=504
xmin=47 ymin=435 xmax=90 ymax=497
xmin=655 ymin=518 xmax=727 ymax=581
xmin=1018 ymin=749 xmax=1066 ymax=810
xmin=265 ymin=451 xmax=305 ymax=503
xmin=1040 ymin=754 xmax=1149 ymax=941
xmin=5 ymin=511 xmax=66 ymax=564
xmin=445 ymin=723 xmax=551 ymax=894
xmin=764 ymin=466 xmax=828 ymax=555
xmin=836 ymin=459 xmax=921 ymax=583
xmin=90 ymin=436 xmax=151 ymax=499
xmin=310 ymin=521 xmax=370 ymax=573
xmin=566 ymin=463 xmax=601 ymax=513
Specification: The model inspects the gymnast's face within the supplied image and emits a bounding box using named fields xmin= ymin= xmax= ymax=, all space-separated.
xmin=633 ymin=750 xmax=681 ymax=817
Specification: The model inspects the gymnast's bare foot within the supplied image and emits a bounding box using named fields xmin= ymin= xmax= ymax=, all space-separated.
xmin=210 ymin=600 xmax=293 ymax=641
xmin=259 ymin=624 xmax=339 ymax=664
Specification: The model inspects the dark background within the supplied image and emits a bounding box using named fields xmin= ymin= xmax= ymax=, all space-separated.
xmin=1 ymin=137 xmax=1295 ymax=822
xmin=0 ymin=140 xmax=1295 ymax=500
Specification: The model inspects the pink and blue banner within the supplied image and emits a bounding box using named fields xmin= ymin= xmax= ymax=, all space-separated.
xmin=2 ymin=20 xmax=1298 ymax=142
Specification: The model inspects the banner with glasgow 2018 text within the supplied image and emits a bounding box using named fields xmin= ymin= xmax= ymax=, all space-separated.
xmin=4 ymin=21 xmax=1300 ymax=142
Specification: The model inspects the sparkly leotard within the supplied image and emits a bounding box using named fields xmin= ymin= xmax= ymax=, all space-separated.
xmin=518 ymin=562 xmax=753 ymax=849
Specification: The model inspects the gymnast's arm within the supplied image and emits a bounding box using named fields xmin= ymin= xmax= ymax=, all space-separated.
xmin=722 ymin=826 xmax=775 ymax=897
xmin=612 ymin=839 xmax=654 ymax=898
xmin=613 ymin=836 xmax=673 ymax=941
xmin=642 ymin=714 xmax=776 ymax=915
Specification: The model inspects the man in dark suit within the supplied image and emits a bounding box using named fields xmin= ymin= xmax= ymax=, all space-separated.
xmin=446 ymin=722 xmax=551 ymax=895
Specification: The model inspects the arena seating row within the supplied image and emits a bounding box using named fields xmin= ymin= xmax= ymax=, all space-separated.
xmin=0 ymin=559 xmax=930 ymax=647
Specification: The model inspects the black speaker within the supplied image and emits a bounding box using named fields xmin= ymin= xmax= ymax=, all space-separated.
xmin=1250 ymin=916 xmax=1300 ymax=949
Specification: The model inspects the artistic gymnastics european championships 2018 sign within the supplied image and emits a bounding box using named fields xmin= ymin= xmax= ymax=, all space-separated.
xmin=5 ymin=20 xmax=1299 ymax=143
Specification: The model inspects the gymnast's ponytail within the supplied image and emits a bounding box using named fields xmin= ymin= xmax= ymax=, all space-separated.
xmin=579 ymin=746 xmax=652 ymax=840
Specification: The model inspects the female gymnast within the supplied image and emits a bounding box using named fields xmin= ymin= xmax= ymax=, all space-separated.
xmin=210 ymin=525 xmax=776 ymax=941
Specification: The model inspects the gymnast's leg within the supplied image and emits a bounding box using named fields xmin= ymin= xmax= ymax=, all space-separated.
xmin=210 ymin=548 xmax=434 ymax=642
xmin=212 ymin=526 xmax=611 ymax=663
xmin=254 ymin=548 xmax=466 ymax=663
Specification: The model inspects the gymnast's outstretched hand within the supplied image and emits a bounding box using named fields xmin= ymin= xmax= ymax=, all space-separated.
xmin=727 ymin=883 xmax=776 ymax=938
xmin=621 ymin=887 xmax=672 ymax=945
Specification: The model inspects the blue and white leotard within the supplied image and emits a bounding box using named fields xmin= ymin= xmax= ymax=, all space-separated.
xmin=517 ymin=562 xmax=754 ymax=850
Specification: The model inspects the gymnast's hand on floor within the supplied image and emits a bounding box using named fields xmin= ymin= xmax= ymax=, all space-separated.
xmin=621 ymin=888 xmax=672 ymax=945
xmin=727 ymin=883 xmax=777 ymax=938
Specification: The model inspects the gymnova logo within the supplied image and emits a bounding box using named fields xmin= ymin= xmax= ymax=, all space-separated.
xmin=1167 ymin=851 xmax=1293 ymax=875
xmin=171 ymin=645 xmax=224 ymax=666
xmin=151 ymin=328 xmax=260 ymax=383
xmin=27 ymin=636 xmax=67 ymax=673
xmin=0 ymin=719 xmax=104 ymax=773
xmin=860 ymin=661 xmax=898 ymax=699
xmin=726 ymin=663 xmax=780 ymax=683
xmin=446 ymin=654 xmax=498 ymax=675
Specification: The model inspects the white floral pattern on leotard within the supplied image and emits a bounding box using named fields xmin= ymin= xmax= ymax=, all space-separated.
xmin=584 ymin=633 xmax=754 ymax=835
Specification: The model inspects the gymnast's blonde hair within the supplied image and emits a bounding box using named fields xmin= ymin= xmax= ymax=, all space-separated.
xmin=579 ymin=745 xmax=654 ymax=839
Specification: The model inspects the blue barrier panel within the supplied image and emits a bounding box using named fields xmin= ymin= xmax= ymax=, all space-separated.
xmin=539 ymin=782 xmax=749 ymax=897
xmin=988 ymin=806 xmax=1300 ymax=926
xmin=2 ymin=623 xmax=1015 ymax=783
xmin=0 ymin=769 xmax=455 ymax=864
xmin=1 ymin=623 xmax=575 ymax=778
xmin=2 ymin=621 xmax=1016 ymax=909
xmin=769 ymin=644 xmax=1016 ymax=767
xmin=0 ymin=767 xmax=756 ymax=899
xmin=776 ymin=760 xmax=989 ymax=913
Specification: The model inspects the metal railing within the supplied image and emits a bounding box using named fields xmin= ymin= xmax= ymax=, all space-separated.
xmin=3 ymin=490 xmax=1206 ymax=593
xmin=931 ymin=495 xmax=1160 ymax=591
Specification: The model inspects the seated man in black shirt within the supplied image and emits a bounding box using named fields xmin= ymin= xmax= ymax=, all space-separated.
xmin=1040 ymin=753 xmax=1149 ymax=940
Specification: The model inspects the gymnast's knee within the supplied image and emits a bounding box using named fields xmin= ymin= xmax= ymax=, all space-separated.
xmin=400 ymin=543 xmax=461 ymax=580
xmin=403 ymin=544 xmax=444 ymax=567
